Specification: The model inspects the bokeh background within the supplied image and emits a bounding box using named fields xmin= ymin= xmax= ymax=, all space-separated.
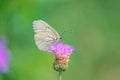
xmin=0 ymin=0 xmax=120 ymax=80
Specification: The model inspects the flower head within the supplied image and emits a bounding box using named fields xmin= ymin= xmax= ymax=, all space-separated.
xmin=0 ymin=37 xmax=10 ymax=73
xmin=49 ymin=41 xmax=74 ymax=55
xmin=49 ymin=41 xmax=74 ymax=72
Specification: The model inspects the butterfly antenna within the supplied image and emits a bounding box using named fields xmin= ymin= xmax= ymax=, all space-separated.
xmin=60 ymin=29 xmax=73 ymax=38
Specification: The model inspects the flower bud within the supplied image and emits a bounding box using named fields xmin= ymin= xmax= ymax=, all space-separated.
xmin=53 ymin=54 xmax=70 ymax=72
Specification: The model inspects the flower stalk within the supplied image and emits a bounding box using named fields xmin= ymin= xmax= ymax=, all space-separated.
xmin=59 ymin=71 xmax=62 ymax=80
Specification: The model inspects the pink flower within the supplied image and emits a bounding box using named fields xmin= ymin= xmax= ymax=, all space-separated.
xmin=49 ymin=41 xmax=74 ymax=72
xmin=0 ymin=37 xmax=10 ymax=73
xmin=49 ymin=41 xmax=74 ymax=55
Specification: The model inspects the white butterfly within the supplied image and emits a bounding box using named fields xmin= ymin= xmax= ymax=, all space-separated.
xmin=33 ymin=20 xmax=61 ymax=51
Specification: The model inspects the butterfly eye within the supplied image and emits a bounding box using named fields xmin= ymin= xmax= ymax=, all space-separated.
xmin=60 ymin=37 xmax=62 ymax=39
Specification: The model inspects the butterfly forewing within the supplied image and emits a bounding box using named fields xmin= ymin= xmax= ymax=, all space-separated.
xmin=33 ymin=20 xmax=60 ymax=51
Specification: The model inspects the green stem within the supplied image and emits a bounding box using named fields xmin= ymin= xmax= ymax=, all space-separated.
xmin=59 ymin=71 xmax=62 ymax=80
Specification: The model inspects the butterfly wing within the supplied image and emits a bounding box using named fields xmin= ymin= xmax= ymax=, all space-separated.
xmin=33 ymin=20 xmax=60 ymax=51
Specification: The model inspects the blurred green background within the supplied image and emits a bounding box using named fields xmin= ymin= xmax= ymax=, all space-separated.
xmin=0 ymin=0 xmax=120 ymax=80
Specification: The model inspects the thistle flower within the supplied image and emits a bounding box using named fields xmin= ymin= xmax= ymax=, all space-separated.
xmin=0 ymin=37 xmax=10 ymax=73
xmin=49 ymin=41 xmax=74 ymax=72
